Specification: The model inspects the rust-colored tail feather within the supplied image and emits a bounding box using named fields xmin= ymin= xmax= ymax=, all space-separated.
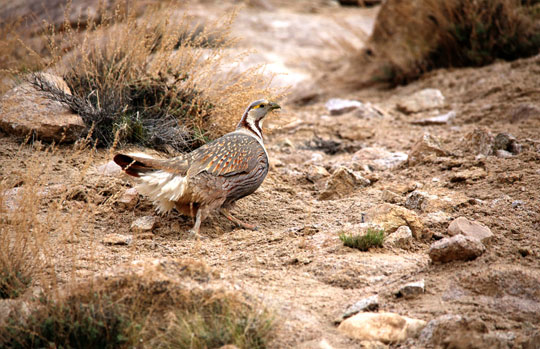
xmin=113 ymin=154 xmax=155 ymax=177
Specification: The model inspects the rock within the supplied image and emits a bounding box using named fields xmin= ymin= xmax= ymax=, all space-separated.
xmin=428 ymin=235 xmax=485 ymax=263
xmin=448 ymin=217 xmax=493 ymax=243
xmin=367 ymin=203 xmax=427 ymax=239
xmin=449 ymin=167 xmax=486 ymax=183
xmin=463 ymin=128 xmax=494 ymax=156
xmin=404 ymin=190 xmax=430 ymax=211
xmin=342 ymin=295 xmax=379 ymax=320
xmin=102 ymin=233 xmax=132 ymax=246
xmin=131 ymin=216 xmax=157 ymax=233
xmin=96 ymin=160 xmax=123 ymax=176
xmin=411 ymin=110 xmax=456 ymax=125
xmin=381 ymin=189 xmax=402 ymax=204
xmin=418 ymin=314 xmax=488 ymax=347
xmin=396 ymin=89 xmax=445 ymax=114
xmin=493 ymin=133 xmax=521 ymax=154
xmin=407 ymin=134 xmax=447 ymax=166
xmin=352 ymin=147 xmax=408 ymax=170
xmin=384 ymin=226 xmax=413 ymax=248
xmin=319 ymin=167 xmax=370 ymax=200
xmin=495 ymin=149 xmax=514 ymax=158
xmin=118 ymin=188 xmax=138 ymax=209
xmin=306 ymin=165 xmax=331 ymax=183
xmin=396 ymin=280 xmax=425 ymax=299
xmin=0 ymin=76 xmax=85 ymax=142
xmin=338 ymin=312 xmax=426 ymax=343
xmin=325 ymin=98 xmax=363 ymax=115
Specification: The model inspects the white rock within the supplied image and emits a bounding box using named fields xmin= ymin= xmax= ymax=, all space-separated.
xmin=325 ymin=98 xmax=363 ymax=116
xmin=338 ymin=312 xmax=427 ymax=343
xmin=397 ymin=89 xmax=445 ymax=114
xmin=96 ymin=160 xmax=123 ymax=176
xmin=396 ymin=280 xmax=425 ymax=299
xmin=352 ymin=147 xmax=408 ymax=170
xmin=342 ymin=295 xmax=379 ymax=320
xmin=411 ymin=110 xmax=456 ymax=125
xmin=447 ymin=217 xmax=493 ymax=243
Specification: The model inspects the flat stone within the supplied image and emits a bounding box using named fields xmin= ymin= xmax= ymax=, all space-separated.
xmin=319 ymin=166 xmax=370 ymax=200
xmin=411 ymin=110 xmax=456 ymax=125
xmin=381 ymin=189 xmax=402 ymax=204
xmin=396 ymin=280 xmax=425 ymax=299
xmin=342 ymin=295 xmax=379 ymax=320
xmin=352 ymin=147 xmax=408 ymax=170
xmin=384 ymin=226 xmax=413 ymax=248
xmin=306 ymin=165 xmax=330 ymax=183
xmin=367 ymin=203 xmax=427 ymax=239
xmin=397 ymin=89 xmax=445 ymax=114
xmin=429 ymin=235 xmax=485 ymax=263
xmin=102 ymin=233 xmax=132 ymax=246
xmin=447 ymin=217 xmax=493 ymax=243
xmin=407 ymin=133 xmax=447 ymax=166
xmin=338 ymin=312 xmax=427 ymax=343
xmin=131 ymin=216 xmax=157 ymax=233
xmin=0 ymin=75 xmax=85 ymax=142
xmin=325 ymin=98 xmax=363 ymax=116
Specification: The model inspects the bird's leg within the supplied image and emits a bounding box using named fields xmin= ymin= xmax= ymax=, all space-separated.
xmin=220 ymin=208 xmax=258 ymax=231
xmin=188 ymin=208 xmax=203 ymax=239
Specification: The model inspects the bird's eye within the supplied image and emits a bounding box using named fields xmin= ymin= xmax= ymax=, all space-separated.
xmin=259 ymin=104 xmax=265 ymax=108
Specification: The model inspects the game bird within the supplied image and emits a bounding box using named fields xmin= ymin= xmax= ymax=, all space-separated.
xmin=114 ymin=99 xmax=280 ymax=237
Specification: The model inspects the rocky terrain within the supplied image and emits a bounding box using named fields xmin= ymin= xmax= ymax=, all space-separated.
xmin=1 ymin=1 xmax=539 ymax=348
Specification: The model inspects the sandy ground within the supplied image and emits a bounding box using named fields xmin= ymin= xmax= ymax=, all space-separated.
xmin=1 ymin=1 xmax=540 ymax=348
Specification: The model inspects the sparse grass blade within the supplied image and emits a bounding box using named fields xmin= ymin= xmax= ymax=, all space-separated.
xmin=339 ymin=228 xmax=384 ymax=251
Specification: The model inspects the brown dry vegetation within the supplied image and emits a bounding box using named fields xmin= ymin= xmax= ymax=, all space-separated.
xmin=337 ymin=0 xmax=540 ymax=87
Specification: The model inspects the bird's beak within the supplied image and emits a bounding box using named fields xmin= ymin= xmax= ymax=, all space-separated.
xmin=269 ymin=102 xmax=281 ymax=110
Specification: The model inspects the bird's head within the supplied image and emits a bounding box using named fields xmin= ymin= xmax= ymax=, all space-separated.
xmin=237 ymin=99 xmax=281 ymax=140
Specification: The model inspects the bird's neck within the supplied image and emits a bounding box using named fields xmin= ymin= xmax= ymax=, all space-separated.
xmin=237 ymin=112 xmax=263 ymax=141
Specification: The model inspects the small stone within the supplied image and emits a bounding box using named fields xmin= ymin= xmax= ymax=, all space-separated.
xmin=404 ymin=190 xmax=429 ymax=211
xmin=407 ymin=134 xmax=447 ymax=166
xmin=352 ymin=147 xmax=408 ymax=170
xmin=419 ymin=314 xmax=489 ymax=347
xmin=131 ymin=216 xmax=157 ymax=232
xmin=495 ymin=149 xmax=513 ymax=158
xmin=381 ymin=189 xmax=402 ymax=204
xmin=511 ymin=200 xmax=525 ymax=208
xmin=338 ymin=312 xmax=427 ymax=343
xmin=428 ymin=235 xmax=485 ymax=263
xmin=342 ymin=295 xmax=379 ymax=320
xmin=118 ymin=188 xmax=138 ymax=209
xmin=367 ymin=203 xmax=427 ymax=239
xmin=463 ymin=128 xmax=494 ymax=156
xmin=325 ymin=98 xmax=363 ymax=116
xmin=411 ymin=110 xmax=456 ymax=125
xmin=96 ymin=160 xmax=123 ymax=176
xmin=385 ymin=226 xmax=413 ymax=248
xmin=397 ymin=89 xmax=445 ymax=114
xmin=448 ymin=217 xmax=493 ymax=243
xmin=102 ymin=233 xmax=132 ymax=246
xmin=449 ymin=167 xmax=486 ymax=183
xmin=319 ymin=167 xmax=370 ymax=200
xmin=396 ymin=280 xmax=425 ymax=299
xmin=306 ymin=165 xmax=330 ymax=183
xmin=493 ymin=133 xmax=521 ymax=154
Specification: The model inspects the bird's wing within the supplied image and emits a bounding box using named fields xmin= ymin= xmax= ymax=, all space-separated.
xmin=186 ymin=133 xmax=265 ymax=178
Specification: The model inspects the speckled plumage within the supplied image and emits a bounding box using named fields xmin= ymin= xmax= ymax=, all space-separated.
xmin=114 ymin=99 xmax=280 ymax=237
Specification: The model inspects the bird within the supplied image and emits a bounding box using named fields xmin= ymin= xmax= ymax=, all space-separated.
xmin=113 ymin=99 xmax=280 ymax=237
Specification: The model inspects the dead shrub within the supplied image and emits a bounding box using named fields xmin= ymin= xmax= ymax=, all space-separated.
xmin=28 ymin=1 xmax=277 ymax=152
xmin=0 ymin=259 xmax=275 ymax=349
xmin=340 ymin=0 xmax=540 ymax=87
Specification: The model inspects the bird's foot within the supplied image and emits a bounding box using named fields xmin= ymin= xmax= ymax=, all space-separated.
xmin=220 ymin=209 xmax=258 ymax=231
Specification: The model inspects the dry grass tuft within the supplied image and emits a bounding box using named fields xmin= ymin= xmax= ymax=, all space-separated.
xmin=0 ymin=258 xmax=275 ymax=348
xmin=339 ymin=0 xmax=540 ymax=87
xmin=24 ymin=2 xmax=278 ymax=152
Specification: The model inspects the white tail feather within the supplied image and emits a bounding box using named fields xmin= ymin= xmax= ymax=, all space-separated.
xmin=137 ymin=170 xmax=187 ymax=213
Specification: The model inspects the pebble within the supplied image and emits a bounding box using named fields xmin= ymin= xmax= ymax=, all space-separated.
xmin=384 ymin=226 xmax=413 ymax=248
xmin=131 ymin=216 xmax=157 ymax=232
xmin=396 ymin=280 xmax=425 ymax=299
xmin=411 ymin=110 xmax=456 ymax=125
xmin=447 ymin=217 xmax=493 ymax=243
xmin=102 ymin=233 xmax=132 ymax=246
xmin=396 ymin=88 xmax=445 ymax=114
xmin=407 ymin=133 xmax=447 ymax=166
xmin=325 ymin=98 xmax=363 ymax=116
xmin=341 ymin=295 xmax=380 ymax=320
xmin=429 ymin=235 xmax=485 ymax=263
